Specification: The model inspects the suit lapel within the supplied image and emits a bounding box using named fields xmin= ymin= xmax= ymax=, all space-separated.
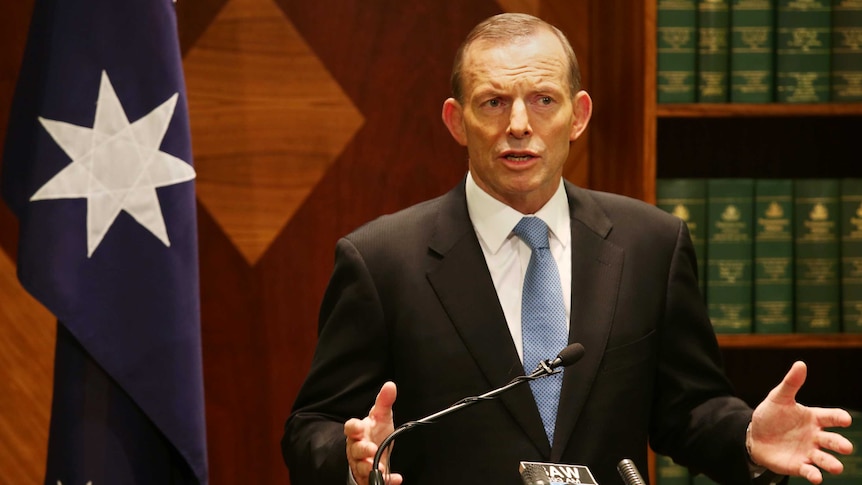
xmin=551 ymin=182 xmax=624 ymax=460
xmin=424 ymin=181 xmax=625 ymax=459
xmin=426 ymin=182 xmax=551 ymax=455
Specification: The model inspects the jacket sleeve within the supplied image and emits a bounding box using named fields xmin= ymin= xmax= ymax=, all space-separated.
xmin=282 ymin=236 xmax=390 ymax=484
xmin=649 ymin=217 xmax=759 ymax=484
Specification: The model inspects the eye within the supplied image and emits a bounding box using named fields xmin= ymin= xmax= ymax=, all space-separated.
xmin=487 ymin=98 xmax=502 ymax=108
xmin=539 ymin=96 xmax=553 ymax=105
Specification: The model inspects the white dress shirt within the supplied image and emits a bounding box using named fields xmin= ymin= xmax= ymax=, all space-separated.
xmin=465 ymin=172 xmax=572 ymax=362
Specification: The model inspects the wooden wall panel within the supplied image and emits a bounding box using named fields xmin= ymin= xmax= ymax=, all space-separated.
xmin=0 ymin=1 xmax=52 ymax=484
xmin=0 ymin=250 xmax=54 ymax=485
xmin=1 ymin=1 xmax=597 ymax=484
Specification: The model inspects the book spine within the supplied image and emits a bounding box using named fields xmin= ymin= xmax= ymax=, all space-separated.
xmin=832 ymin=0 xmax=862 ymax=101
xmin=794 ymin=179 xmax=841 ymax=333
xmin=731 ymin=0 xmax=776 ymax=102
xmin=656 ymin=178 xmax=708 ymax=295
xmin=655 ymin=454 xmax=690 ymax=485
xmin=658 ymin=0 xmax=699 ymax=103
xmin=754 ymin=179 xmax=794 ymax=333
xmin=698 ymin=0 xmax=731 ymax=101
xmin=776 ymin=0 xmax=832 ymax=102
xmin=841 ymin=178 xmax=862 ymax=333
xmin=707 ymin=178 xmax=755 ymax=333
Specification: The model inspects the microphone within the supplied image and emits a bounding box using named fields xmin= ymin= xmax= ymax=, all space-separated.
xmin=368 ymin=343 xmax=586 ymax=485
xmin=617 ymin=458 xmax=646 ymax=485
xmin=520 ymin=464 xmax=552 ymax=485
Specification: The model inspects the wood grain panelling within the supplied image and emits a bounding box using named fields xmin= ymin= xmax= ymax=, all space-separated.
xmin=0 ymin=0 xmax=33 ymax=259
xmin=537 ymin=0 xmax=592 ymax=190
xmin=586 ymin=0 xmax=651 ymax=201
xmin=497 ymin=0 xmax=541 ymax=16
xmin=184 ymin=0 xmax=365 ymax=265
xmin=1 ymin=1 xmax=598 ymax=484
xmin=0 ymin=250 xmax=54 ymax=485
xmin=0 ymin=1 xmax=49 ymax=483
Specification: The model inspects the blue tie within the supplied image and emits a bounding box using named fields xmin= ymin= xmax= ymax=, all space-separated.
xmin=513 ymin=216 xmax=568 ymax=446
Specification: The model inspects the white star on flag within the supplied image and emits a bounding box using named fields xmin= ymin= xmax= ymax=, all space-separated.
xmin=31 ymin=70 xmax=196 ymax=257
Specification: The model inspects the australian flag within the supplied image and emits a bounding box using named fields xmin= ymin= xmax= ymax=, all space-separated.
xmin=1 ymin=0 xmax=208 ymax=483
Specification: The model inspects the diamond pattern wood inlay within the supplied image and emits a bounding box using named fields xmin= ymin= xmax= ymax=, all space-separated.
xmin=184 ymin=0 xmax=365 ymax=265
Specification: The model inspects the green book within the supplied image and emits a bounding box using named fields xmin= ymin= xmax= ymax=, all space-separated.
xmin=794 ymin=179 xmax=841 ymax=333
xmin=656 ymin=454 xmax=690 ymax=485
xmin=841 ymin=179 xmax=862 ymax=333
xmin=754 ymin=179 xmax=794 ymax=333
xmin=657 ymin=178 xmax=708 ymax=295
xmin=698 ymin=0 xmax=731 ymax=102
xmin=776 ymin=0 xmax=832 ymax=103
xmin=832 ymin=0 xmax=862 ymax=101
xmin=707 ymin=178 xmax=754 ymax=333
xmin=731 ymin=0 xmax=775 ymax=102
xmin=658 ymin=0 xmax=699 ymax=103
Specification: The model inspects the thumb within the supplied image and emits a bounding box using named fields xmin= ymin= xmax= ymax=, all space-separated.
xmin=369 ymin=381 xmax=397 ymax=423
xmin=770 ymin=361 xmax=807 ymax=404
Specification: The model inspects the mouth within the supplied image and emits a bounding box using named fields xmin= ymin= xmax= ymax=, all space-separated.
xmin=500 ymin=151 xmax=539 ymax=167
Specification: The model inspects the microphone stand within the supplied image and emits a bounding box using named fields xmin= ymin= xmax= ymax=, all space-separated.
xmin=368 ymin=359 xmax=563 ymax=485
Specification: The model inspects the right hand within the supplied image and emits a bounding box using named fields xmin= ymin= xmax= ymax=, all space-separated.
xmin=344 ymin=381 xmax=404 ymax=485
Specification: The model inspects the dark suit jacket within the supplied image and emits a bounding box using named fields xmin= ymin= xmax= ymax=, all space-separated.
xmin=283 ymin=179 xmax=757 ymax=484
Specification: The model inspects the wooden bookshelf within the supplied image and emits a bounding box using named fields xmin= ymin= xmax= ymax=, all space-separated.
xmin=657 ymin=103 xmax=862 ymax=118
xmin=717 ymin=333 xmax=862 ymax=349
xmin=588 ymin=2 xmax=862 ymax=482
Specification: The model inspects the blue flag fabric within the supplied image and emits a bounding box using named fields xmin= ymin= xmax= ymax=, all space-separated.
xmin=1 ymin=0 xmax=208 ymax=483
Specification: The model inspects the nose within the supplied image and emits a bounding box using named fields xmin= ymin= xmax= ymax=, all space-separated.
xmin=507 ymin=99 xmax=531 ymax=138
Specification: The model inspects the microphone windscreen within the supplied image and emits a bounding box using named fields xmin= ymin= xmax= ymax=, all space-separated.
xmin=617 ymin=458 xmax=646 ymax=485
xmin=521 ymin=465 xmax=551 ymax=485
xmin=557 ymin=343 xmax=585 ymax=367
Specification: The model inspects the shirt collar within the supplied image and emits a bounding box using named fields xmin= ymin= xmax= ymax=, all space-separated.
xmin=465 ymin=172 xmax=570 ymax=254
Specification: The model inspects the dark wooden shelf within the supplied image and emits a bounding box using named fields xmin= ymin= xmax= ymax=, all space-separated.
xmin=717 ymin=334 xmax=862 ymax=349
xmin=657 ymin=103 xmax=862 ymax=118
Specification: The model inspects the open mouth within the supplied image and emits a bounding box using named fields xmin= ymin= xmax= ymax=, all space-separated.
xmin=504 ymin=154 xmax=536 ymax=162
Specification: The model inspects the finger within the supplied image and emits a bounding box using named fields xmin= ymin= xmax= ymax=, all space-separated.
xmin=819 ymin=430 xmax=855 ymax=455
xmin=344 ymin=417 xmax=368 ymax=440
xmin=384 ymin=473 xmax=404 ymax=485
xmin=347 ymin=438 xmax=379 ymax=462
xmin=798 ymin=462 xmax=823 ymax=485
xmin=771 ymin=361 xmax=807 ymax=403
xmin=369 ymin=381 xmax=398 ymax=423
xmin=814 ymin=408 xmax=853 ymax=429
xmin=815 ymin=450 xmax=846 ymax=476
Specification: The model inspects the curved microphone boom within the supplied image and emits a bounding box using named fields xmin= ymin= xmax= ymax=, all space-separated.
xmin=368 ymin=343 xmax=585 ymax=485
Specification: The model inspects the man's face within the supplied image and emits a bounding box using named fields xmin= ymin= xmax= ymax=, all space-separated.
xmin=442 ymin=29 xmax=591 ymax=214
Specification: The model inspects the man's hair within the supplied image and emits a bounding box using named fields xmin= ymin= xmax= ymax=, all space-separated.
xmin=450 ymin=13 xmax=581 ymax=103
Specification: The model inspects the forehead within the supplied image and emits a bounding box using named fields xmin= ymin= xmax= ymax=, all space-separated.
xmin=461 ymin=30 xmax=568 ymax=94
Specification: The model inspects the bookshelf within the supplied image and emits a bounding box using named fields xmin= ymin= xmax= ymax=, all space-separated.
xmin=637 ymin=0 xmax=862 ymax=394
xmin=657 ymin=103 xmax=862 ymax=117
xmin=588 ymin=2 xmax=862 ymax=480
xmin=717 ymin=333 xmax=862 ymax=348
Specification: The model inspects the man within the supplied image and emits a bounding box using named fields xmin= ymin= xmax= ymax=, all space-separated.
xmin=282 ymin=13 xmax=853 ymax=485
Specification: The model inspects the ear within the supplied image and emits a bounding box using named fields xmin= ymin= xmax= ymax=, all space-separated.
xmin=442 ymin=98 xmax=468 ymax=146
xmin=569 ymin=90 xmax=593 ymax=141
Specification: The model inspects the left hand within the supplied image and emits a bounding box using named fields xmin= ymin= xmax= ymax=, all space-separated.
xmin=748 ymin=361 xmax=854 ymax=484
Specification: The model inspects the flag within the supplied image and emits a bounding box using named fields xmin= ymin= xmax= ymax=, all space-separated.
xmin=1 ymin=0 xmax=208 ymax=483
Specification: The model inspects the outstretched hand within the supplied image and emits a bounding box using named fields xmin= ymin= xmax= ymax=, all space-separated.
xmin=749 ymin=361 xmax=854 ymax=484
xmin=344 ymin=381 xmax=404 ymax=485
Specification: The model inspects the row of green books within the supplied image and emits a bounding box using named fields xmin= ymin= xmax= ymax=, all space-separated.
xmin=655 ymin=409 xmax=862 ymax=483
xmin=656 ymin=178 xmax=862 ymax=334
xmin=657 ymin=0 xmax=862 ymax=104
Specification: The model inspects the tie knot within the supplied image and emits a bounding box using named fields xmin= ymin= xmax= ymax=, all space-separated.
xmin=513 ymin=217 xmax=550 ymax=250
